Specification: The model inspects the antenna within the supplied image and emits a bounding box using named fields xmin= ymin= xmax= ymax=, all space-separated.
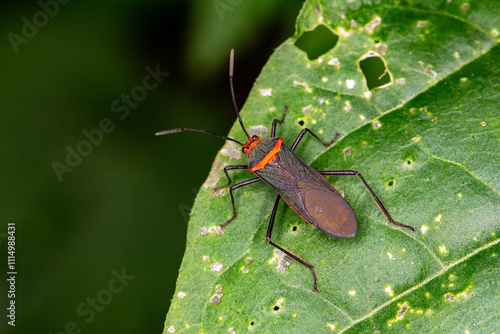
xmin=155 ymin=49 xmax=249 ymax=146
xmin=229 ymin=49 xmax=250 ymax=139
xmin=155 ymin=128 xmax=243 ymax=146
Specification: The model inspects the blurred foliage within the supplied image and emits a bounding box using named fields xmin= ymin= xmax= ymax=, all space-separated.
xmin=0 ymin=0 xmax=302 ymax=333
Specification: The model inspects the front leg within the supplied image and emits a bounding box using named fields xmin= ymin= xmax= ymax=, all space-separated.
xmin=211 ymin=164 xmax=262 ymax=227
xmin=220 ymin=177 xmax=261 ymax=228
xmin=271 ymin=106 xmax=288 ymax=137
xmin=213 ymin=165 xmax=248 ymax=192
xmin=291 ymin=128 xmax=340 ymax=151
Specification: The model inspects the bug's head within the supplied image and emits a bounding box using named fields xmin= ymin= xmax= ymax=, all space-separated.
xmin=242 ymin=135 xmax=259 ymax=154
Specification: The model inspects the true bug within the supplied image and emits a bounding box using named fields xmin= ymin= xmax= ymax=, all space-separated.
xmin=157 ymin=49 xmax=415 ymax=291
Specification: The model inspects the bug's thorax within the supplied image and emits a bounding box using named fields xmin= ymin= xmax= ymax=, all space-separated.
xmin=244 ymin=136 xmax=283 ymax=172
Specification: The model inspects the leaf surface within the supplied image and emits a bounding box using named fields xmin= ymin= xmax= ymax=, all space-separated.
xmin=164 ymin=1 xmax=500 ymax=333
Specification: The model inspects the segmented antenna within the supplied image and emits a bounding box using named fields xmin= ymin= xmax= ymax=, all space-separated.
xmin=229 ymin=49 xmax=250 ymax=139
xmin=155 ymin=128 xmax=243 ymax=146
xmin=155 ymin=49 xmax=248 ymax=146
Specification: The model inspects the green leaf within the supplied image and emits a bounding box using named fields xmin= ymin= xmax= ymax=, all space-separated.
xmin=164 ymin=0 xmax=500 ymax=333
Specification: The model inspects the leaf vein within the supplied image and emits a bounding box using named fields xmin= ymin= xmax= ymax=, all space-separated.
xmin=337 ymin=237 xmax=500 ymax=333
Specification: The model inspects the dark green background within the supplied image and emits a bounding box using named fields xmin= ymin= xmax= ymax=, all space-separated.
xmin=0 ymin=1 xmax=302 ymax=332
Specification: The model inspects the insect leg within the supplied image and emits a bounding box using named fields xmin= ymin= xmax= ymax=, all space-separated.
xmin=271 ymin=106 xmax=289 ymax=137
xmin=319 ymin=170 xmax=416 ymax=232
xmin=220 ymin=177 xmax=261 ymax=228
xmin=291 ymin=128 xmax=340 ymax=151
xmin=266 ymin=194 xmax=319 ymax=291
xmin=213 ymin=165 xmax=248 ymax=192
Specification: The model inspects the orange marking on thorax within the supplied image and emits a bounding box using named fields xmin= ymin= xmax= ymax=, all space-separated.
xmin=249 ymin=137 xmax=283 ymax=172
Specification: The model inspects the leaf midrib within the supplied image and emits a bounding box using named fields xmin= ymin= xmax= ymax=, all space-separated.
xmin=337 ymin=237 xmax=500 ymax=333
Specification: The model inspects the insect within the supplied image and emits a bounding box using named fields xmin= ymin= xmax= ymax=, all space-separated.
xmin=156 ymin=49 xmax=415 ymax=291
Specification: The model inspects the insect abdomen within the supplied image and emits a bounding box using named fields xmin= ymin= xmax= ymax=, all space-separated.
xmin=254 ymin=142 xmax=357 ymax=238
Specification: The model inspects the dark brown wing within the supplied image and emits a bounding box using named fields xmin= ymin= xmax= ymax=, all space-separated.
xmin=297 ymin=181 xmax=357 ymax=238
xmin=255 ymin=143 xmax=357 ymax=238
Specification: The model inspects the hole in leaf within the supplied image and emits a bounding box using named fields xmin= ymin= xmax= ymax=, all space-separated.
xmin=406 ymin=159 xmax=412 ymax=165
xmin=294 ymin=25 xmax=338 ymax=60
xmin=359 ymin=55 xmax=391 ymax=90
xmin=250 ymin=321 xmax=255 ymax=326
xmin=298 ymin=120 xmax=305 ymax=126
xmin=292 ymin=225 xmax=298 ymax=231
xmin=273 ymin=305 xmax=280 ymax=311
xmin=388 ymin=180 xmax=395 ymax=187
